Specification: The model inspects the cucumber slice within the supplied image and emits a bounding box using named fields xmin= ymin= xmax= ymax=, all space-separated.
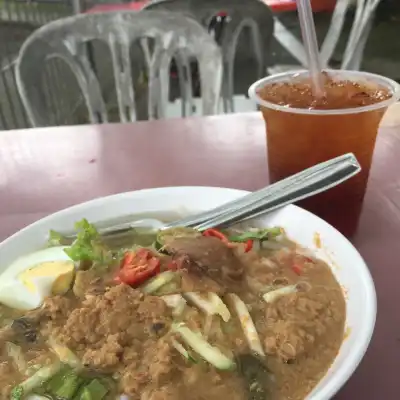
xmin=172 ymin=323 xmax=235 ymax=370
xmin=141 ymin=271 xmax=177 ymax=294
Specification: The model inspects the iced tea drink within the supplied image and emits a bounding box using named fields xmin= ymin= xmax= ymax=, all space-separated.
xmin=248 ymin=70 xmax=400 ymax=237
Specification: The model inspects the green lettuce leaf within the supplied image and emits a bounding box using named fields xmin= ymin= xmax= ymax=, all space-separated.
xmin=48 ymin=229 xmax=67 ymax=247
xmin=228 ymin=227 xmax=282 ymax=243
xmin=64 ymin=219 xmax=109 ymax=265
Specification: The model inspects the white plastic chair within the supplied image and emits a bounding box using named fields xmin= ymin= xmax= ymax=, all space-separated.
xmin=15 ymin=10 xmax=223 ymax=127
xmin=272 ymin=0 xmax=382 ymax=72
xmin=143 ymin=0 xmax=275 ymax=113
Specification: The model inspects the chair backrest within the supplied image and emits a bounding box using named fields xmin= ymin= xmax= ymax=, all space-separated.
xmin=16 ymin=10 xmax=222 ymax=127
xmin=274 ymin=0 xmax=379 ymax=71
xmin=143 ymin=0 xmax=274 ymax=72
xmin=340 ymin=0 xmax=381 ymax=70
xmin=319 ymin=0 xmax=355 ymax=67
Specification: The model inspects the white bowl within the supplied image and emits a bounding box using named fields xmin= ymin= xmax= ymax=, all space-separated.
xmin=0 ymin=186 xmax=376 ymax=400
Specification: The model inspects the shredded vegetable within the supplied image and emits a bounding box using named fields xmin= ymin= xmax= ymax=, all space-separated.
xmin=209 ymin=293 xmax=231 ymax=322
xmin=11 ymin=361 xmax=62 ymax=400
xmin=184 ymin=292 xmax=231 ymax=322
xmin=225 ymin=294 xmax=265 ymax=357
xmin=262 ymin=285 xmax=298 ymax=304
xmin=171 ymin=339 xmax=197 ymax=363
xmin=5 ymin=342 xmax=27 ymax=374
xmin=156 ymin=227 xmax=201 ymax=249
xmin=142 ymin=271 xmax=177 ymax=294
xmin=154 ymin=280 xmax=179 ymax=295
xmin=25 ymin=364 xmax=42 ymax=377
xmin=172 ymin=322 xmax=235 ymax=370
xmin=161 ymin=294 xmax=187 ymax=316
xmin=48 ymin=336 xmax=83 ymax=371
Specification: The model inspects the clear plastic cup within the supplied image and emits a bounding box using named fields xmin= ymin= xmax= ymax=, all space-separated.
xmin=248 ymin=69 xmax=400 ymax=237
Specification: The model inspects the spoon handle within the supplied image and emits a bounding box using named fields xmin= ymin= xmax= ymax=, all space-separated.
xmin=64 ymin=153 xmax=360 ymax=240
xmin=167 ymin=153 xmax=361 ymax=230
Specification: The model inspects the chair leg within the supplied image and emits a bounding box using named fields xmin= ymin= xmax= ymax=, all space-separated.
xmin=319 ymin=0 xmax=353 ymax=67
xmin=221 ymin=33 xmax=235 ymax=113
xmin=220 ymin=45 xmax=234 ymax=113
xmin=175 ymin=52 xmax=191 ymax=117
xmin=344 ymin=16 xmax=374 ymax=70
xmin=222 ymin=72 xmax=229 ymax=113
xmin=341 ymin=1 xmax=378 ymax=70
xmin=226 ymin=61 xmax=235 ymax=113
xmin=273 ymin=18 xmax=308 ymax=67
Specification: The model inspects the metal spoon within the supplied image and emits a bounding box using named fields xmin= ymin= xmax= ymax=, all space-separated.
xmin=64 ymin=153 xmax=360 ymax=240
xmin=193 ymin=152 xmax=360 ymax=231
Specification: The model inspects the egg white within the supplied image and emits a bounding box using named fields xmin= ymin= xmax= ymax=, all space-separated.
xmin=0 ymin=246 xmax=74 ymax=310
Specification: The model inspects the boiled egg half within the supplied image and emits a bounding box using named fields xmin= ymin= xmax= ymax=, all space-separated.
xmin=0 ymin=246 xmax=75 ymax=310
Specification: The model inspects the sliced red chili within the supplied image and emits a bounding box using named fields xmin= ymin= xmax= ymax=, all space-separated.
xmin=203 ymin=228 xmax=253 ymax=252
xmin=202 ymin=228 xmax=230 ymax=244
xmin=243 ymin=239 xmax=253 ymax=253
xmin=116 ymin=249 xmax=160 ymax=286
xmin=292 ymin=263 xmax=303 ymax=275
xmin=291 ymin=255 xmax=313 ymax=275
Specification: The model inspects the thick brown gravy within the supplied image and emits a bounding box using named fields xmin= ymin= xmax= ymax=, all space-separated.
xmin=0 ymin=229 xmax=346 ymax=400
